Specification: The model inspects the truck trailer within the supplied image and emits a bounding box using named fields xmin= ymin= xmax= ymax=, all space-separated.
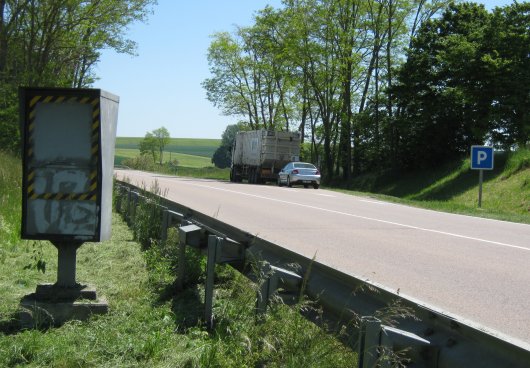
xmin=230 ymin=130 xmax=301 ymax=184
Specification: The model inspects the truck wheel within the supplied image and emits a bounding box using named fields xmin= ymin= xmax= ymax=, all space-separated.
xmin=287 ymin=176 xmax=293 ymax=187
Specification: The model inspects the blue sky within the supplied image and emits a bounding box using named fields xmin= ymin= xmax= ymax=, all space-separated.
xmin=96 ymin=0 xmax=513 ymax=140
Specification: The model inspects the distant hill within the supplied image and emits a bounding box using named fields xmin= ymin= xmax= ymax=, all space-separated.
xmin=115 ymin=137 xmax=221 ymax=158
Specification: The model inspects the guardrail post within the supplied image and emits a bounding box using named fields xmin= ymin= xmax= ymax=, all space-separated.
xmin=256 ymin=263 xmax=275 ymax=316
xmin=379 ymin=326 xmax=437 ymax=368
xmin=204 ymin=235 xmax=222 ymax=329
xmin=204 ymin=236 xmax=244 ymax=329
xmin=358 ymin=316 xmax=382 ymax=368
xmin=123 ymin=187 xmax=131 ymax=221
xmin=115 ymin=185 xmax=123 ymax=214
xmin=160 ymin=209 xmax=184 ymax=244
xmin=177 ymin=224 xmax=202 ymax=290
xmin=160 ymin=209 xmax=170 ymax=243
xmin=126 ymin=190 xmax=139 ymax=225
xmin=357 ymin=318 xmax=438 ymax=368
xmin=256 ymin=263 xmax=302 ymax=316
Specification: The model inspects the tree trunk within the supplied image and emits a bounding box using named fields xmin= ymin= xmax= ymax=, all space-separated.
xmin=0 ymin=0 xmax=6 ymax=74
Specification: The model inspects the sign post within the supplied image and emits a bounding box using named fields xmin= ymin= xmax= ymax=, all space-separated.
xmin=19 ymin=87 xmax=119 ymax=327
xmin=470 ymin=146 xmax=494 ymax=208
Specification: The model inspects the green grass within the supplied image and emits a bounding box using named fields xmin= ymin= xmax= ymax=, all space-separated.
xmin=0 ymin=214 xmax=200 ymax=367
xmin=116 ymin=137 xmax=221 ymax=158
xmin=0 ymin=156 xmax=357 ymax=367
xmin=0 ymin=151 xmax=22 ymax=253
xmin=1 ymin=146 xmax=528 ymax=366
xmin=115 ymin=148 xmax=214 ymax=168
xmin=172 ymin=166 xmax=230 ymax=180
xmin=332 ymin=149 xmax=530 ymax=224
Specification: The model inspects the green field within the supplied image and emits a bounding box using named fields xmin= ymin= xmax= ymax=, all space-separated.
xmin=116 ymin=137 xmax=221 ymax=158
xmin=115 ymin=148 xmax=214 ymax=168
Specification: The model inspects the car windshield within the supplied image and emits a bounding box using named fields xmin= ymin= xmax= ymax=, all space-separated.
xmin=294 ymin=163 xmax=315 ymax=169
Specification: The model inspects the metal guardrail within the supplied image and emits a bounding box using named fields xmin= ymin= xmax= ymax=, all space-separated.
xmin=115 ymin=180 xmax=530 ymax=368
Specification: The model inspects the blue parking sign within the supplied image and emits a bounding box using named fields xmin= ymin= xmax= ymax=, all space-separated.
xmin=471 ymin=146 xmax=494 ymax=170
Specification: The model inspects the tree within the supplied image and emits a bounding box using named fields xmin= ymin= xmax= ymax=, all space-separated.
xmin=139 ymin=132 xmax=158 ymax=164
xmin=211 ymin=145 xmax=231 ymax=168
xmin=139 ymin=127 xmax=170 ymax=165
xmin=152 ymin=127 xmax=170 ymax=165
xmin=483 ymin=2 xmax=530 ymax=149
xmin=203 ymin=7 xmax=297 ymax=131
xmin=392 ymin=3 xmax=492 ymax=168
xmin=212 ymin=123 xmax=248 ymax=168
xmin=203 ymin=0 xmax=449 ymax=178
xmin=0 ymin=0 xmax=156 ymax=154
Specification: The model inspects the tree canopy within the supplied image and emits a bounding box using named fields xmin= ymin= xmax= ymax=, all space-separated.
xmin=211 ymin=122 xmax=248 ymax=168
xmin=204 ymin=0 xmax=529 ymax=179
xmin=140 ymin=126 xmax=170 ymax=165
xmin=0 ymin=0 xmax=156 ymax=154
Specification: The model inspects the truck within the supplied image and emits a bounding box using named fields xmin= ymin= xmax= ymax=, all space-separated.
xmin=230 ymin=129 xmax=301 ymax=184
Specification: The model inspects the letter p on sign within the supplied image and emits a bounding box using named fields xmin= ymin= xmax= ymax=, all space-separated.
xmin=471 ymin=146 xmax=494 ymax=170
xmin=478 ymin=151 xmax=488 ymax=164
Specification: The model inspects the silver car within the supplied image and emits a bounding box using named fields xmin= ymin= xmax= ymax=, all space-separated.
xmin=277 ymin=162 xmax=321 ymax=189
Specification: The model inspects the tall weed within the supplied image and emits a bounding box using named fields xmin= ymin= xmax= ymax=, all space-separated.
xmin=0 ymin=151 xmax=22 ymax=252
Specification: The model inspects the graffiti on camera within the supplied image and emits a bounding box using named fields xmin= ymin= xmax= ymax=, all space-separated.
xmin=26 ymin=168 xmax=98 ymax=236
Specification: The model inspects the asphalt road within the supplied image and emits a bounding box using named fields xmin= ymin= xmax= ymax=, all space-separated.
xmin=115 ymin=169 xmax=530 ymax=344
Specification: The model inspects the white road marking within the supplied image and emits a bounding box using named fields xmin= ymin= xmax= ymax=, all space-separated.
xmin=185 ymin=182 xmax=530 ymax=253
xmin=359 ymin=199 xmax=389 ymax=205
xmin=314 ymin=193 xmax=335 ymax=197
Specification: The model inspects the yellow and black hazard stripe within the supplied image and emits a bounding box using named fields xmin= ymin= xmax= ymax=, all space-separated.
xmin=26 ymin=95 xmax=101 ymax=202
xmin=26 ymin=170 xmax=98 ymax=201
xmin=91 ymin=98 xmax=100 ymax=162
xmin=27 ymin=191 xmax=98 ymax=201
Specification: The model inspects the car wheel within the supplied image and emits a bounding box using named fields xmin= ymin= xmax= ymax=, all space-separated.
xmin=287 ymin=176 xmax=293 ymax=187
xmin=277 ymin=177 xmax=283 ymax=187
xmin=304 ymin=184 xmax=308 ymax=188
xmin=313 ymin=183 xmax=320 ymax=189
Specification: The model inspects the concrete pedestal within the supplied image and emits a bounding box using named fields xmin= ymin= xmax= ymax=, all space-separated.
xmin=19 ymin=283 xmax=108 ymax=328
xmin=19 ymin=242 xmax=108 ymax=328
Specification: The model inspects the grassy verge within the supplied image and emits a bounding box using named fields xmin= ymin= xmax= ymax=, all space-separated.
xmin=171 ymin=166 xmax=229 ymax=180
xmin=332 ymin=149 xmax=530 ymax=224
xmin=0 ymin=161 xmax=357 ymax=367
